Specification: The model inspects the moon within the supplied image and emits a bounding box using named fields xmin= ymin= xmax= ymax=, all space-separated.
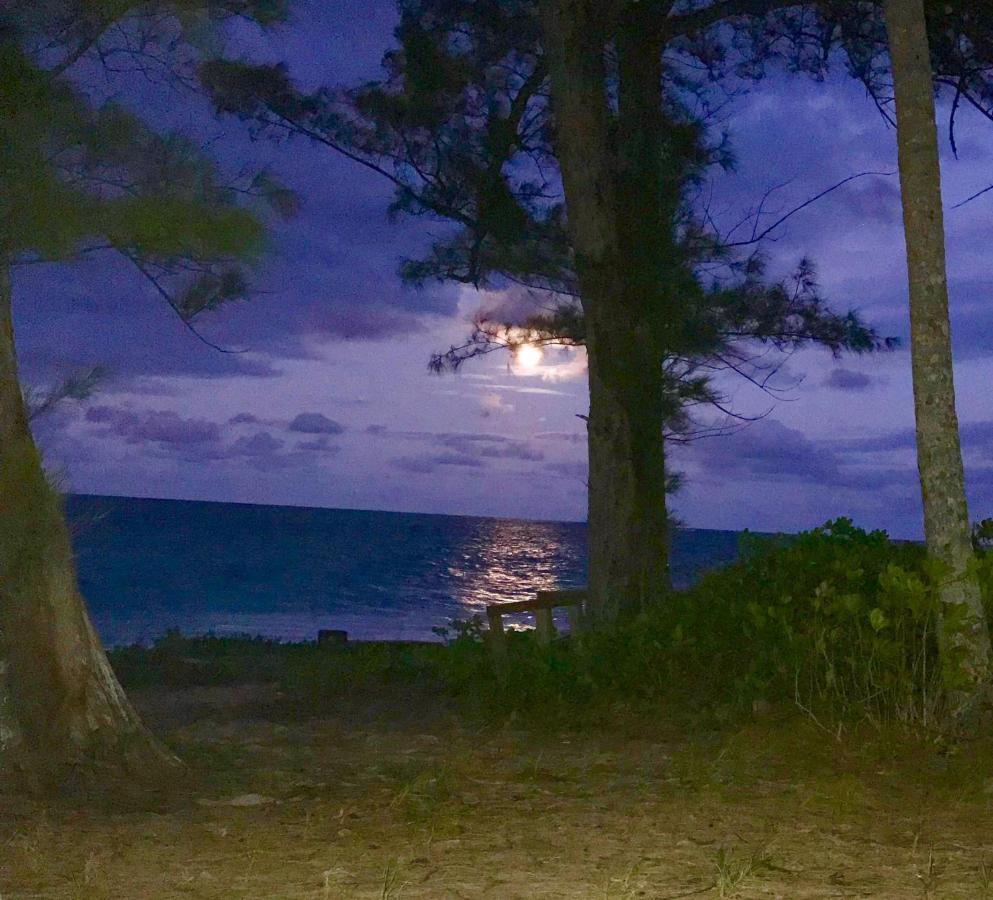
xmin=514 ymin=343 xmax=543 ymax=372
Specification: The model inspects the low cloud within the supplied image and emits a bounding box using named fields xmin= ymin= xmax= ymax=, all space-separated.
xmin=288 ymin=412 xmax=346 ymax=435
xmin=296 ymin=436 xmax=341 ymax=454
xmin=391 ymin=452 xmax=484 ymax=474
xmin=545 ymin=460 xmax=588 ymax=481
xmin=823 ymin=368 xmax=872 ymax=391
xmin=534 ymin=431 xmax=586 ymax=445
xmin=839 ymin=420 xmax=993 ymax=455
xmin=81 ymin=404 xmax=342 ymax=473
xmin=438 ymin=433 xmax=544 ymax=461
xmin=691 ymin=420 xmax=842 ymax=484
xmin=230 ymin=431 xmax=285 ymax=457
xmin=480 ymin=392 xmax=514 ymax=417
xmin=365 ymin=425 xmax=544 ymax=462
xmin=85 ymin=406 xmax=221 ymax=446
xmin=683 ymin=418 xmax=923 ymax=499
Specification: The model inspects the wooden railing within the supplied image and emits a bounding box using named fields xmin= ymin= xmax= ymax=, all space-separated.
xmin=485 ymin=588 xmax=587 ymax=664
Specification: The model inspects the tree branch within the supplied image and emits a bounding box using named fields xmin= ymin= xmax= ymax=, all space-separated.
xmin=121 ymin=251 xmax=248 ymax=355
xmin=723 ymin=170 xmax=896 ymax=248
xmin=662 ymin=0 xmax=806 ymax=40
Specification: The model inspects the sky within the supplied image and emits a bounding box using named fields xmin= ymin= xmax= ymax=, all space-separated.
xmin=17 ymin=1 xmax=993 ymax=539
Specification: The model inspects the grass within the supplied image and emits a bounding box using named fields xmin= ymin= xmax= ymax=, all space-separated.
xmin=714 ymin=846 xmax=752 ymax=898
xmin=2 ymin=637 xmax=993 ymax=897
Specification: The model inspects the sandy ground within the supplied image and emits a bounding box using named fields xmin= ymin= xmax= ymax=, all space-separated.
xmin=3 ymin=683 xmax=993 ymax=899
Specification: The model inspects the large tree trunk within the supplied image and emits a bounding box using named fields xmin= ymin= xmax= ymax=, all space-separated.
xmin=541 ymin=0 xmax=672 ymax=620
xmin=0 ymin=259 xmax=178 ymax=790
xmin=884 ymin=0 xmax=992 ymax=722
xmin=585 ymin=310 xmax=671 ymax=619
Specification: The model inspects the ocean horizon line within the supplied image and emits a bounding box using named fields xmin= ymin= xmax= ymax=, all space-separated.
xmin=67 ymin=491 xmax=785 ymax=535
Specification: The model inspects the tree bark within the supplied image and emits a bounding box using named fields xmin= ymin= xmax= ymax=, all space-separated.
xmin=541 ymin=0 xmax=672 ymax=620
xmin=0 ymin=258 xmax=178 ymax=790
xmin=884 ymin=0 xmax=992 ymax=722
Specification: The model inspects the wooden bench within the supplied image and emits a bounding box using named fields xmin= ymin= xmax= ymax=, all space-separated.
xmin=485 ymin=588 xmax=587 ymax=664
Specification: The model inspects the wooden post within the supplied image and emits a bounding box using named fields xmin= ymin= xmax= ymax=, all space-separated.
xmin=534 ymin=607 xmax=555 ymax=646
xmin=566 ymin=603 xmax=582 ymax=636
xmin=487 ymin=605 xmax=507 ymax=669
xmin=317 ymin=629 xmax=348 ymax=646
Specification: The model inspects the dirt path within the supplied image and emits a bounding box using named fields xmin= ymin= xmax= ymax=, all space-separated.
xmin=2 ymin=685 xmax=993 ymax=898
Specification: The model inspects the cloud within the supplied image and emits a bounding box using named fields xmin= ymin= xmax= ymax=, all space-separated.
xmin=489 ymin=384 xmax=570 ymax=396
xmin=13 ymin=45 xmax=464 ymax=390
xmin=85 ymin=406 xmax=221 ymax=446
xmin=78 ymin=403 xmax=347 ymax=473
xmin=833 ymin=174 xmax=902 ymax=226
xmin=229 ymin=431 xmax=285 ymax=456
xmin=390 ymin=452 xmax=485 ymax=474
xmin=823 ymin=368 xmax=872 ymax=391
xmin=436 ymin=433 xmax=544 ymax=461
xmin=949 ymin=288 xmax=993 ymax=361
xmin=839 ymin=420 xmax=993 ymax=455
xmin=691 ymin=419 xmax=843 ymax=484
xmin=479 ymin=392 xmax=514 ymax=417
xmin=296 ymin=436 xmax=341 ymax=453
xmin=15 ymin=261 xmax=284 ymax=385
xmin=364 ymin=425 xmax=544 ymax=462
xmin=545 ymin=460 xmax=588 ymax=480
xmin=534 ymin=430 xmax=586 ymax=444
xmin=288 ymin=412 xmax=346 ymax=435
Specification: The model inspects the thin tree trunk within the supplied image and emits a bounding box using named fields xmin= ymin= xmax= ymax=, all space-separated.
xmin=0 ymin=258 xmax=178 ymax=789
xmin=884 ymin=0 xmax=992 ymax=722
xmin=541 ymin=0 xmax=672 ymax=620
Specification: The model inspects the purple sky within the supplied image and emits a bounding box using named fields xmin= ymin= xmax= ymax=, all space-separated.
xmin=18 ymin=1 xmax=993 ymax=539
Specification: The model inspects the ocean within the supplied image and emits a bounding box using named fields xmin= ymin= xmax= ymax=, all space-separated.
xmin=66 ymin=494 xmax=746 ymax=646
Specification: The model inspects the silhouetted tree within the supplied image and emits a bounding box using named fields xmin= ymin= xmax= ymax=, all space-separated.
xmin=201 ymin=1 xmax=891 ymax=619
xmin=0 ymin=0 xmax=284 ymax=790
xmin=882 ymin=0 xmax=991 ymax=724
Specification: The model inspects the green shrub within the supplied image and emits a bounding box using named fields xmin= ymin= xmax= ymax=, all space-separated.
xmin=660 ymin=518 xmax=940 ymax=723
xmin=435 ymin=519 xmax=993 ymax=729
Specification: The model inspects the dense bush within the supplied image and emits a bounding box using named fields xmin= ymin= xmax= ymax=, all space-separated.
xmin=436 ymin=519 xmax=993 ymax=728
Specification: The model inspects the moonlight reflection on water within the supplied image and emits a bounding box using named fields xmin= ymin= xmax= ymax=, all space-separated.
xmin=449 ymin=517 xmax=580 ymax=630
xmin=68 ymin=495 xmax=739 ymax=644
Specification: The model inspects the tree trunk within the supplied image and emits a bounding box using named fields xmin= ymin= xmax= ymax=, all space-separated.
xmin=541 ymin=0 xmax=672 ymax=620
xmin=884 ymin=0 xmax=992 ymax=723
xmin=0 ymin=259 xmax=178 ymax=790
xmin=585 ymin=310 xmax=671 ymax=619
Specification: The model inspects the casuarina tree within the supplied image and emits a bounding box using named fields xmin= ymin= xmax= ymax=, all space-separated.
xmin=0 ymin=0 xmax=285 ymax=790
xmin=881 ymin=0 xmax=991 ymax=724
xmin=698 ymin=0 xmax=993 ymax=722
xmin=201 ymin=0 xmax=893 ymax=620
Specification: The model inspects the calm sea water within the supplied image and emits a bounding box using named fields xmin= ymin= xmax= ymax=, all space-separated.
xmin=66 ymin=494 xmax=745 ymax=646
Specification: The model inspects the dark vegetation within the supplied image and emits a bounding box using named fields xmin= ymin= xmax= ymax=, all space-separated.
xmin=109 ymin=519 xmax=993 ymax=735
xmin=6 ymin=523 xmax=993 ymax=897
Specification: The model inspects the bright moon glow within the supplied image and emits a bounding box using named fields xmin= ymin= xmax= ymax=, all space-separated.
xmin=514 ymin=343 xmax=543 ymax=372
